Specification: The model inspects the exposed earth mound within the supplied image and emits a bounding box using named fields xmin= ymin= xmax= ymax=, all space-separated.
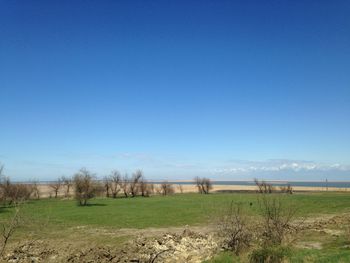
xmin=4 ymin=229 xmax=218 ymax=263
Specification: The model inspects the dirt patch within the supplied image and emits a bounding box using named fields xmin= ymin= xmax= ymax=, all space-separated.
xmin=3 ymin=229 xmax=219 ymax=263
xmin=296 ymin=241 xmax=322 ymax=250
xmin=300 ymin=213 xmax=350 ymax=231
xmin=70 ymin=224 xmax=216 ymax=239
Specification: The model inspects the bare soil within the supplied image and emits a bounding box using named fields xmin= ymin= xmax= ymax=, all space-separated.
xmin=3 ymin=213 xmax=350 ymax=263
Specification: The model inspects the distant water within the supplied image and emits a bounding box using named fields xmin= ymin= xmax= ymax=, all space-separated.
xmin=158 ymin=181 xmax=350 ymax=188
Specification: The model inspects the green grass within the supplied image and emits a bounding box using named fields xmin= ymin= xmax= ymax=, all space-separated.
xmin=204 ymin=249 xmax=350 ymax=263
xmin=1 ymin=192 xmax=350 ymax=230
xmin=290 ymin=248 xmax=350 ymax=263
xmin=203 ymin=252 xmax=240 ymax=263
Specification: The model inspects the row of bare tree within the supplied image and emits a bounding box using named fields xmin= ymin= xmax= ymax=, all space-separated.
xmin=1 ymin=163 xmax=215 ymax=206
xmin=103 ymin=170 xmax=154 ymax=198
xmin=254 ymin=178 xmax=293 ymax=194
xmin=72 ymin=169 xmax=179 ymax=205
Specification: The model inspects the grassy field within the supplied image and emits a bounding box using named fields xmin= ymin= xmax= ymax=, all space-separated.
xmin=1 ymin=192 xmax=350 ymax=262
xmin=2 ymin=192 xmax=350 ymax=228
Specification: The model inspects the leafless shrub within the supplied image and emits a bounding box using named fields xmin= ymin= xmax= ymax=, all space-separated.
xmin=0 ymin=204 xmax=21 ymax=258
xmin=258 ymin=194 xmax=299 ymax=247
xmin=73 ymin=168 xmax=98 ymax=206
xmin=49 ymin=178 xmax=62 ymax=198
xmin=139 ymin=176 xmax=152 ymax=197
xmin=61 ymin=176 xmax=73 ymax=197
xmin=130 ymin=170 xmax=142 ymax=197
xmin=194 ymin=177 xmax=213 ymax=194
xmin=248 ymin=195 xmax=300 ymax=263
xmin=254 ymin=179 xmax=275 ymax=194
xmin=279 ymin=184 xmax=293 ymax=194
xmin=160 ymin=181 xmax=175 ymax=196
xmin=218 ymin=202 xmax=253 ymax=255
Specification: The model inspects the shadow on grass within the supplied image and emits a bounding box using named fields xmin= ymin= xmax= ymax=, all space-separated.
xmin=77 ymin=203 xmax=107 ymax=207
xmin=0 ymin=207 xmax=11 ymax=213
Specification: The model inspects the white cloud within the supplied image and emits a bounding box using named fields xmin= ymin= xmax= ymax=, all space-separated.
xmin=212 ymin=159 xmax=350 ymax=178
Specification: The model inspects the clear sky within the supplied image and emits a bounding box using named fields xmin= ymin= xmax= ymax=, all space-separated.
xmin=1 ymin=1 xmax=350 ymax=181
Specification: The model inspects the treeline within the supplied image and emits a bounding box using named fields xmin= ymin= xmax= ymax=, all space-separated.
xmin=1 ymin=164 xmax=214 ymax=206
xmin=0 ymin=166 xmax=40 ymax=205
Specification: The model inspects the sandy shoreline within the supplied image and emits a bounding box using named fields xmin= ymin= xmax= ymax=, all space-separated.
xmin=35 ymin=183 xmax=350 ymax=198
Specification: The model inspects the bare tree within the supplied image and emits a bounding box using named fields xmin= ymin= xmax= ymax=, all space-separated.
xmin=73 ymin=168 xmax=97 ymax=206
xmin=119 ymin=174 xmax=129 ymax=198
xmin=203 ymin=178 xmax=213 ymax=194
xmin=49 ymin=178 xmax=62 ymax=198
xmin=130 ymin=170 xmax=142 ymax=197
xmin=194 ymin=177 xmax=213 ymax=194
xmin=139 ymin=175 xmax=152 ymax=197
xmin=254 ymin=178 xmax=275 ymax=194
xmin=61 ymin=176 xmax=73 ymax=197
xmin=160 ymin=181 xmax=175 ymax=196
xmin=194 ymin=176 xmax=203 ymax=194
xmin=103 ymin=176 xmax=112 ymax=198
xmin=110 ymin=170 xmax=121 ymax=198
xmin=177 ymin=184 xmax=184 ymax=194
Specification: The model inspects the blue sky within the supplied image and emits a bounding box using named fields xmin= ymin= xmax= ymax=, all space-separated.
xmin=1 ymin=1 xmax=350 ymax=181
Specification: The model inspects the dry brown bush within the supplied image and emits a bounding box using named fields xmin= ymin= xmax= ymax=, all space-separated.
xmin=218 ymin=202 xmax=253 ymax=255
xmin=248 ymin=194 xmax=299 ymax=263
xmin=0 ymin=204 xmax=21 ymax=258
xmin=257 ymin=194 xmax=300 ymax=247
